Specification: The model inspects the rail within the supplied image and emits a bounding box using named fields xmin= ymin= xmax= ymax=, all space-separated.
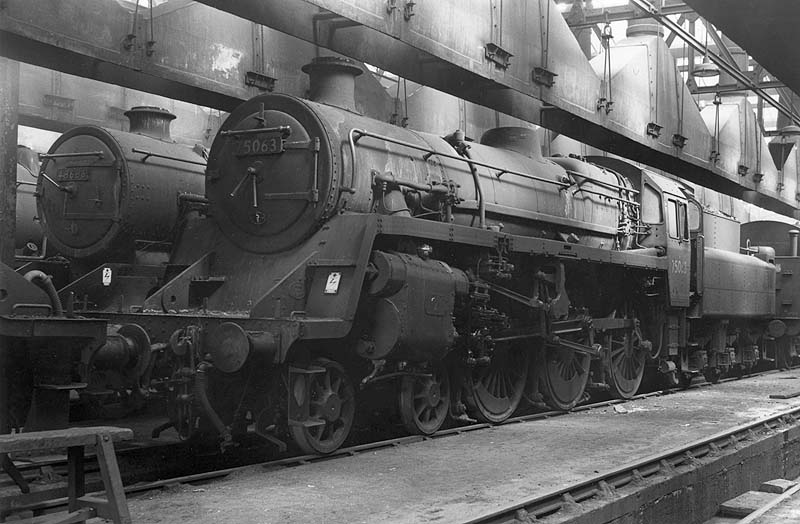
xmin=7 ymin=367 xmax=798 ymax=521
xmin=464 ymin=404 xmax=800 ymax=524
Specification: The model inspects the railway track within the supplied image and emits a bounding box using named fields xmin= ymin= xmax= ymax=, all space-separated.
xmin=5 ymin=366 xmax=797 ymax=519
xmin=466 ymin=406 xmax=800 ymax=524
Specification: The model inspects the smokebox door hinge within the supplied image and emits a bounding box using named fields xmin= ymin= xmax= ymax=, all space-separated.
xmin=485 ymin=43 xmax=513 ymax=69
xmin=532 ymin=67 xmax=557 ymax=87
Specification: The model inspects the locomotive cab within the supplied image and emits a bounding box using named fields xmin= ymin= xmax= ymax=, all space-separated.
xmin=586 ymin=157 xmax=692 ymax=308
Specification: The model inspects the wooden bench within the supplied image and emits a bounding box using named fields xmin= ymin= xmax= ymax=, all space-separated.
xmin=0 ymin=426 xmax=133 ymax=524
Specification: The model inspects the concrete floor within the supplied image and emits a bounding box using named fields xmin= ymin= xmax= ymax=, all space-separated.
xmin=127 ymin=370 xmax=800 ymax=524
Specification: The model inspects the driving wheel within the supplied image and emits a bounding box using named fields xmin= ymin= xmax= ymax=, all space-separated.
xmin=464 ymin=344 xmax=529 ymax=423
xmin=289 ymin=358 xmax=355 ymax=454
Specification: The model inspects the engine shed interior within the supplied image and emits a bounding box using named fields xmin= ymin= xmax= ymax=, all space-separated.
xmin=3 ymin=2 xmax=800 ymax=524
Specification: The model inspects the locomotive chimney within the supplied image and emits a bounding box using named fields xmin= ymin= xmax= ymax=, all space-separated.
xmin=302 ymin=56 xmax=363 ymax=112
xmin=124 ymin=106 xmax=176 ymax=141
xmin=790 ymin=229 xmax=799 ymax=257
xmin=480 ymin=127 xmax=543 ymax=159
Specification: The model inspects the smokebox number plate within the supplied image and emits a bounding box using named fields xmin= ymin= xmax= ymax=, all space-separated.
xmin=236 ymin=132 xmax=285 ymax=157
xmin=57 ymin=166 xmax=90 ymax=181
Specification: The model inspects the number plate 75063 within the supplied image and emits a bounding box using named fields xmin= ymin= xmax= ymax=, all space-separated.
xmin=235 ymin=133 xmax=285 ymax=157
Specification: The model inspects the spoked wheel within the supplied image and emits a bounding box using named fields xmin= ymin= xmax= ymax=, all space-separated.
xmin=605 ymin=325 xmax=646 ymax=399
xmin=464 ymin=344 xmax=529 ymax=423
xmin=702 ymin=366 xmax=722 ymax=384
xmin=540 ymin=341 xmax=591 ymax=411
xmin=289 ymin=358 xmax=355 ymax=455
xmin=399 ymin=362 xmax=451 ymax=435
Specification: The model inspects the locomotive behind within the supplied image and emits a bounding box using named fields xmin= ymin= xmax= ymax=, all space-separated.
xmin=14 ymin=106 xmax=207 ymax=415
xmin=45 ymin=57 xmax=784 ymax=454
xmin=34 ymin=106 xmax=206 ymax=273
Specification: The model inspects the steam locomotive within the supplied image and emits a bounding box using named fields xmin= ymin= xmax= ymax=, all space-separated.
xmin=3 ymin=107 xmax=205 ymax=430
xmin=18 ymin=57 xmax=792 ymax=454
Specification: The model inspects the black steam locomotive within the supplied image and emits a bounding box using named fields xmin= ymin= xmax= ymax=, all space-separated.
xmin=2 ymin=106 xmax=205 ymax=431
xmin=15 ymin=57 xmax=794 ymax=454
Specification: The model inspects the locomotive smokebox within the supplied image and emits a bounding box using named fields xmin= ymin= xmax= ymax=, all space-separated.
xmin=301 ymin=56 xmax=363 ymax=112
xmin=37 ymin=110 xmax=206 ymax=261
xmin=124 ymin=106 xmax=176 ymax=141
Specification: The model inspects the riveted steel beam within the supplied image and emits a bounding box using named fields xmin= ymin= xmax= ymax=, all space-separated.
xmin=561 ymin=1 xmax=693 ymax=29
xmin=195 ymin=0 xmax=800 ymax=216
xmin=0 ymin=0 xmax=322 ymax=112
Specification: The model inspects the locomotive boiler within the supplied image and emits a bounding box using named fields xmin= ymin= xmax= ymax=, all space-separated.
xmin=36 ymin=106 xmax=206 ymax=270
xmin=56 ymin=57 xmax=781 ymax=455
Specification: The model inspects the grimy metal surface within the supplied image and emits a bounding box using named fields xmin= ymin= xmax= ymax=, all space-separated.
xmin=194 ymin=0 xmax=800 ymax=218
xmin=1 ymin=0 xmax=798 ymax=216
xmin=0 ymin=0 xmax=326 ymax=113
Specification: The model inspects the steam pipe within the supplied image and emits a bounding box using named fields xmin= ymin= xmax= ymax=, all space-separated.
xmin=372 ymin=170 xmax=450 ymax=195
xmin=790 ymin=230 xmax=799 ymax=257
xmin=461 ymin=146 xmax=486 ymax=230
xmin=22 ymin=270 xmax=63 ymax=316
xmin=350 ymin=129 xmax=570 ymax=188
xmin=195 ymin=362 xmax=232 ymax=445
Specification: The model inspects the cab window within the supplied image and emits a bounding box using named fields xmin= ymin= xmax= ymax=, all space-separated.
xmin=667 ymin=199 xmax=689 ymax=240
xmin=688 ymin=200 xmax=701 ymax=232
xmin=642 ymin=184 xmax=663 ymax=223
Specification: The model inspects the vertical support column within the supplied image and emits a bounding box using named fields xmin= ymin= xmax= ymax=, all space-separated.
xmin=0 ymin=57 xmax=20 ymax=439
xmin=0 ymin=57 xmax=20 ymax=268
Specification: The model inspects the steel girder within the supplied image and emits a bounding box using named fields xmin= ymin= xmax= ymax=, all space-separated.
xmin=194 ymin=0 xmax=800 ymax=217
xmin=684 ymin=1 xmax=800 ymax=103
xmin=0 ymin=0 xmax=324 ymax=112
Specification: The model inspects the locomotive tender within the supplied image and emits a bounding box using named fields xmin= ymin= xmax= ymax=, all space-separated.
xmin=46 ymin=57 xmax=781 ymax=454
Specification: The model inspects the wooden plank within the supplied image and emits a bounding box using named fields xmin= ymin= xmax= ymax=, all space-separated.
xmin=90 ymin=434 xmax=131 ymax=524
xmin=66 ymin=447 xmax=84 ymax=512
xmin=0 ymin=453 xmax=29 ymax=493
xmin=0 ymin=427 xmax=132 ymax=454
xmin=719 ymin=491 xmax=778 ymax=518
xmin=18 ymin=507 xmax=94 ymax=524
xmin=769 ymin=391 xmax=800 ymax=399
